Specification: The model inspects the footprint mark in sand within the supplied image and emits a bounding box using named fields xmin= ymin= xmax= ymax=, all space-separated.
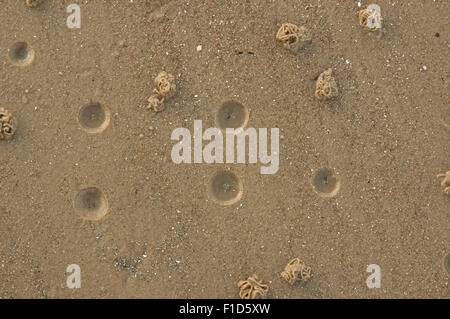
xmin=311 ymin=168 xmax=341 ymax=198
xmin=8 ymin=41 xmax=35 ymax=67
xmin=74 ymin=187 xmax=109 ymax=221
xmin=216 ymin=100 xmax=249 ymax=132
xmin=209 ymin=171 xmax=243 ymax=206
xmin=78 ymin=102 xmax=110 ymax=134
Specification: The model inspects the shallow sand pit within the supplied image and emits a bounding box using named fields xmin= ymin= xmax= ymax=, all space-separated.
xmin=78 ymin=102 xmax=110 ymax=134
xmin=209 ymin=171 xmax=243 ymax=206
xmin=74 ymin=187 xmax=109 ymax=221
xmin=215 ymin=100 xmax=249 ymax=131
xmin=311 ymin=168 xmax=341 ymax=197
xmin=8 ymin=41 xmax=35 ymax=67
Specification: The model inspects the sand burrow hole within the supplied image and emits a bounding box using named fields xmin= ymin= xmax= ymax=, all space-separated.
xmin=311 ymin=168 xmax=341 ymax=198
xmin=74 ymin=187 xmax=109 ymax=221
xmin=78 ymin=102 xmax=110 ymax=134
xmin=8 ymin=41 xmax=35 ymax=67
xmin=216 ymin=100 xmax=249 ymax=132
xmin=209 ymin=171 xmax=243 ymax=206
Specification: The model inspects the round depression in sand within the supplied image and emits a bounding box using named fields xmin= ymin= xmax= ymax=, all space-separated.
xmin=74 ymin=187 xmax=109 ymax=221
xmin=311 ymin=168 xmax=341 ymax=198
xmin=209 ymin=171 xmax=243 ymax=206
xmin=78 ymin=102 xmax=110 ymax=133
xmin=8 ymin=41 xmax=35 ymax=66
xmin=216 ymin=100 xmax=249 ymax=132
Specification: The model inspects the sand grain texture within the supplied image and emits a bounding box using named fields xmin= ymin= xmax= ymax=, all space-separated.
xmin=0 ymin=0 xmax=449 ymax=298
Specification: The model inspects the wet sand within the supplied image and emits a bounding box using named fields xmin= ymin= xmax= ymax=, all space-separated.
xmin=0 ymin=0 xmax=448 ymax=298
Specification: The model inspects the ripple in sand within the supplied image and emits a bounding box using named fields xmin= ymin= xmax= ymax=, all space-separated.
xmin=209 ymin=171 xmax=243 ymax=205
xmin=311 ymin=168 xmax=341 ymax=198
xmin=8 ymin=41 xmax=35 ymax=67
xmin=74 ymin=187 xmax=109 ymax=221
xmin=78 ymin=102 xmax=110 ymax=134
xmin=216 ymin=100 xmax=249 ymax=132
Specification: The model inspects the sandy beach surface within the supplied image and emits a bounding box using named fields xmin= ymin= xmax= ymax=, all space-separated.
xmin=0 ymin=0 xmax=448 ymax=298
